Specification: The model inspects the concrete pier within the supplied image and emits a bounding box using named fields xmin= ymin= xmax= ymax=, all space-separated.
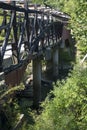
xmin=45 ymin=47 xmax=59 ymax=79
xmin=33 ymin=57 xmax=41 ymax=108
xmin=53 ymin=48 xmax=59 ymax=78
xmin=45 ymin=47 xmax=52 ymax=71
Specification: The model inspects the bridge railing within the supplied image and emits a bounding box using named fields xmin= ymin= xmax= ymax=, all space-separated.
xmin=0 ymin=1 xmax=64 ymax=72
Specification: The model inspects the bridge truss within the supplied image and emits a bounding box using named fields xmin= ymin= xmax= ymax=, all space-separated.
xmin=0 ymin=1 xmax=69 ymax=86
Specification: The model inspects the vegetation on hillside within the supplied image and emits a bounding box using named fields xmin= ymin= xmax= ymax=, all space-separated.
xmin=31 ymin=64 xmax=87 ymax=130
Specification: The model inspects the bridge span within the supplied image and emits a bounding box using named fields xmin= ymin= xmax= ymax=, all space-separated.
xmin=0 ymin=1 xmax=71 ymax=108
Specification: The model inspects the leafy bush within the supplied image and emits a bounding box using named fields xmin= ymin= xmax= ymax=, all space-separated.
xmin=32 ymin=64 xmax=87 ymax=130
xmin=0 ymin=83 xmax=25 ymax=130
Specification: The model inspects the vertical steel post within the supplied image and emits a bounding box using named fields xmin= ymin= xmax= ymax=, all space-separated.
xmin=12 ymin=1 xmax=19 ymax=64
xmin=24 ymin=0 xmax=30 ymax=49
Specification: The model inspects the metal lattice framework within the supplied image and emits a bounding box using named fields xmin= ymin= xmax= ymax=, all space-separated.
xmin=0 ymin=1 xmax=69 ymax=73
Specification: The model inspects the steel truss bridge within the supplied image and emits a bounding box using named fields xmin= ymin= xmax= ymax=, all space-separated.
xmin=0 ymin=1 xmax=70 ymax=87
xmin=0 ymin=1 xmax=72 ymax=110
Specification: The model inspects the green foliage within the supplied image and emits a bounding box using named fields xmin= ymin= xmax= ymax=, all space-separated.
xmin=3 ymin=99 xmax=21 ymax=127
xmin=32 ymin=0 xmax=43 ymax=4
xmin=48 ymin=0 xmax=87 ymax=56
xmin=31 ymin=64 xmax=87 ymax=130
xmin=0 ymin=83 xmax=24 ymax=100
xmin=69 ymin=2 xmax=87 ymax=55
xmin=0 ymin=83 xmax=25 ymax=128
xmin=62 ymin=1 xmax=87 ymax=56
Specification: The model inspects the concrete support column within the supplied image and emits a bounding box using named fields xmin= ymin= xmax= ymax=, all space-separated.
xmin=45 ymin=48 xmax=53 ymax=80
xmin=46 ymin=59 xmax=52 ymax=72
xmin=60 ymin=39 xmax=65 ymax=48
xmin=33 ymin=57 xmax=41 ymax=108
xmin=53 ymin=48 xmax=59 ymax=78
